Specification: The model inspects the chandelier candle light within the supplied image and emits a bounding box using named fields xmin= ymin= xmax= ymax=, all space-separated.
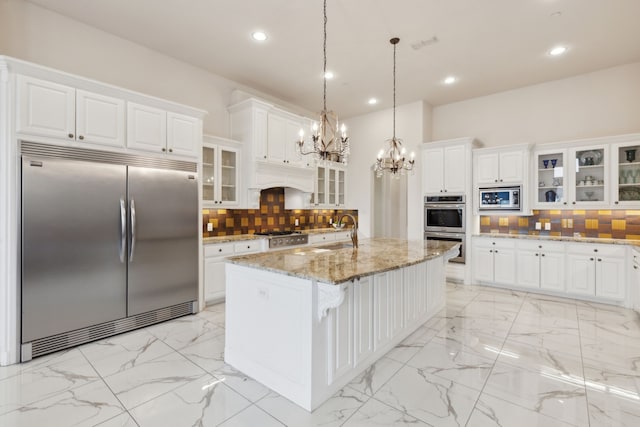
xmin=375 ymin=37 xmax=415 ymax=177
xmin=296 ymin=0 xmax=350 ymax=164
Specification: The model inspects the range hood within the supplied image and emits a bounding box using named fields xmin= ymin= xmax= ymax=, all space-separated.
xmin=249 ymin=161 xmax=314 ymax=193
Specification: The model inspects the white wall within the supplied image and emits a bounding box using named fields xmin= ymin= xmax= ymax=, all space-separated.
xmin=347 ymin=101 xmax=429 ymax=239
xmin=0 ymin=0 xmax=311 ymax=137
xmin=432 ymin=62 xmax=640 ymax=147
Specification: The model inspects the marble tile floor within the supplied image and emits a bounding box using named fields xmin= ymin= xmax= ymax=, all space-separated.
xmin=1 ymin=283 xmax=639 ymax=426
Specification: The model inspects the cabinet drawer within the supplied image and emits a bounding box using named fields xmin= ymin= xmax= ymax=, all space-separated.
xmin=517 ymin=240 xmax=565 ymax=252
xmin=334 ymin=231 xmax=352 ymax=242
xmin=204 ymin=243 xmax=234 ymax=257
xmin=309 ymin=234 xmax=333 ymax=244
xmin=234 ymin=240 xmax=263 ymax=254
xmin=473 ymin=237 xmax=516 ymax=249
xmin=567 ymin=243 xmax=626 ymax=257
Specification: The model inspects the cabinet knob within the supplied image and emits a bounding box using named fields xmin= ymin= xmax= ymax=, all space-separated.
xmin=563 ymin=202 xmax=567 ymax=205
xmin=492 ymin=242 xmax=496 ymax=245
xmin=264 ymin=155 xmax=267 ymax=159
xmin=597 ymin=258 xmax=602 ymax=262
xmin=615 ymin=201 xmax=619 ymax=204
xmin=444 ymin=189 xmax=447 ymax=192
xmin=78 ymin=135 xmax=84 ymax=140
xmin=218 ymin=248 xmax=222 ymax=252
xmin=162 ymin=148 xmax=166 ymax=152
xmin=535 ymin=253 xmax=539 ymax=256
xmin=440 ymin=190 xmax=443 ymax=193
xmin=283 ymin=160 xmax=286 ymax=163
xmin=572 ymin=201 xmax=576 ymax=205
xmin=634 ymin=265 xmax=638 ymax=270
xmin=590 ymin=257 xmax=594 ymax=261
xmin=594 ymin=249 xmax=598 ymax=252
xmin=247 ymin=245 xmax=250 ymax=249
xmin=500 ymin=179 xmax=503 ymax=182
xmin=494 ymin=179 xmax=498 ymax=183
xmin=489 ymin=249 xmax=493 ymax=253
xmin=68 ymin=133 xmax=74 ymax=138
xmin=541 ymin=254 xmax=545 ymax=257
xmin=494 ymin=250 xmax=499 ymax=253
xmin=169 ymin=148 xmax=173 ymax=153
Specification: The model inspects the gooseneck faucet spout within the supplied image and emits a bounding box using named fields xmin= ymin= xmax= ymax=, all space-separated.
xmin=337 ymin=214 xmax=358 ymax=248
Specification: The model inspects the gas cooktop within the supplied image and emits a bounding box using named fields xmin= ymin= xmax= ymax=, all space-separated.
xmin=254 ymin=231 xmax=301 ymax=236
xmin=254 ymin=231 xmax=308 ymax=248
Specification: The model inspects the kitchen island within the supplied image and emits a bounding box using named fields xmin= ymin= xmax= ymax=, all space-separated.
xmin=224 ymin=238 xmax=459 ymax=411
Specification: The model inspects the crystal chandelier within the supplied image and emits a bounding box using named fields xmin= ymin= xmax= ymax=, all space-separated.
xmin=296 ymin=0 xmax=350 ymax=164
xmin=375 ymin=37 xmax=415 ymax=177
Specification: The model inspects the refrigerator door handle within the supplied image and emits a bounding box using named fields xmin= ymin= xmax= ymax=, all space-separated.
xmin=119 ymin=198 xmax=126 ymax=263
xmin=129 ymin=198 xmax=136 ymax=262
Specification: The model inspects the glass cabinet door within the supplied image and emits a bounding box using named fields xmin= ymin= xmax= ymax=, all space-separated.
xmin=328 ymin=168 xmax=337 ymax=205
xmin=573 ymin=146 xmax=607 ymax=205
xmin=202 ymin=146 xmax=215 ymax=202
xmin=220 ymin=148 xmax=237 ymax=203
xmin=535 ymin=150 xmax=565 ymax=206
xmin=614 ymin=142 xmax=640 ymax=205
xmin=337 ymin=169 xmax=345 ymax=206
xmin=316 ymin=166 xmax=326 ymax=205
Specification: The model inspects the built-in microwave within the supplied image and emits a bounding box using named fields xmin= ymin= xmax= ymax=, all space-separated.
xmin=479 ymin=186 xmax=521 ymax=211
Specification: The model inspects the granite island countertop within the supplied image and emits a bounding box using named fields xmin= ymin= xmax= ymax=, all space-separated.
xmin=226 ymin=238 xmax=459 ymax=285
xmin=475 ymin=233 xmax=640 ymax=248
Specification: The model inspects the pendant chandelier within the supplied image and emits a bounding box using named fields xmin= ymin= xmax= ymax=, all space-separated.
xmin=296 ymin=0 xmax=350 ymax=164
xmin=375 ymin=37 xmax=415 ymax=177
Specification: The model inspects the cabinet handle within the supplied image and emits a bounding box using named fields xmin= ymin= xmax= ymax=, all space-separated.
xmin=78 ymin=135 xmax=84 ymax=140
xmin=68 ymin=133 xmax=74 ymax=138
xmin=162 ymin=147 xmax=166 ymax=152
xmin=169 ymin=148 xmax=173 ymax=153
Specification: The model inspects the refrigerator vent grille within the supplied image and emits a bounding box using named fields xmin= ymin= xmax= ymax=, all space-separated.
xmin=21 ymin=141 xmax=197 ymax=172
xmin=28 ymin=301 xmax=195 ymax=359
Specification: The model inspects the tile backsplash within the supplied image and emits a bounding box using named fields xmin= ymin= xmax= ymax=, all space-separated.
xmin=480 ymin=210 xmax=640 ymax=239
xmin=203 ymin=187 xmax=358 ymax=237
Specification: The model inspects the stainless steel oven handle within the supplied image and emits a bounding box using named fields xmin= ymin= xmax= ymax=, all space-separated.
xmin=119 ymin=198 xmax=126 ymax=263
xmin=425 ymin=231 xmax=465 ymax=239
xmin=129 ymin=198 xmax=136 ymax=262
xmin=424 ymin=203 xmax=465 ymax=209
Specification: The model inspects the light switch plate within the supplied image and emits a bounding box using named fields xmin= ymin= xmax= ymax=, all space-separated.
xmin=535 ymin=222 xmax=541 ymax=230
xmin=544 ymin=223 xmax=551 ymax=230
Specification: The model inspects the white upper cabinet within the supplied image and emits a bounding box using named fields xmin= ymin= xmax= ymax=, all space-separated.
xmin=167 ymin=112 xmax=200 ymax=157
xmin=17 ymin=76 xmax=125 ymax=148
xmin=267 ymin=109 xmax=306 ymax=166
xmin=422 ymin=138 xmax=476 ymax=195
xmin=76 ymin=90 xmax=125 ymax=147
xmin=16 ymin=74 xmax=202 ymax=157
xmin=127 ymin=104 xmax=199 ymax=157
xmin=127 ymin=103 xmax=167 ymax=153
xmin=611 ymin=140 xmax=640 ymax=207
xmin=476 ymin=149 xmax=525 ymax=185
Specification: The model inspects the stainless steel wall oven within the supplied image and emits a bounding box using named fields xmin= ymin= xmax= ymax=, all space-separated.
xmin=424 ymin=195 xmax=466 ymax=264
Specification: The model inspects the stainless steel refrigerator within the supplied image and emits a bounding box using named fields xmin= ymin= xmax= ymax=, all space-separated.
xmin=21 ymin=143 xmax=198 ymax=360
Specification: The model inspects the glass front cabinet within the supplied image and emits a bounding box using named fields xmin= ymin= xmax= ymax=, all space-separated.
xmin=311 ymin=164 xmax=346 ymax=208
xmin=202 ymin=136 xmax=240 ymax=207
xmin=534 ymin=145 xmax=610 ymax=208
xmin=612 ymin=141 xmax=640 ymax=206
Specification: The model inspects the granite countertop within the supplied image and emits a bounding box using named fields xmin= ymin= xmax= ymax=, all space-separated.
xmin=475 ymin=233 xmax=640 ymax=248
xmin=226 ymin=238 xmax=459 ymax=285
xmin=203 ymin=227 xmax=352 ymax=245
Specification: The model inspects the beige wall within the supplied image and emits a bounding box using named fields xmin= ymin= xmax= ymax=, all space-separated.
xmin=0 ymin=0 xmax=308 ymax=137
xmin=432 ymin=61 xmax=640 ymax=147
xmin=347 ymin=101 xmax=428 ymax=238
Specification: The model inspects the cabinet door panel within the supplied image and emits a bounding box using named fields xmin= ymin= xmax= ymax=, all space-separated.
xmin=473 ymin=247 xmax=494 ymax=282
xmin=499 ymin=151 xmax=523 ymax=183
xmin=328 ymin=283 xmax=353 ymax=384
xmin=476 ymin=153 xmax=499 ymax=184
xmin=540 ymin=252 xmax=565 ymax=292
xmin=493 ymin=248 xmax=516 ymax=285
xmin=353 ymin=278 xmax=373 ymax=366
xmin=516 ymin=250 xmax=540 ymax=289
xmin=168 ymin=112 xmax=199 ymax=157
xmin=267 ymin=114 xmax=287 ymax=163
xmin=596 ymin=256 xmax=626 ymax=300
xmin=17 ymin=76 xmax=75 ymax=139
xmin=204 ymin=257 xmax=226 ymax=302
xmin=127 ymin=103 xmax=167 ymax=153
xmin=76 ymin=90 xmax=125 ymax=148
xmin=444 ymin=145 xmax=466 ymax=193
xmin=566 ymin=254 xmax=596 ymax=296
xmin=423 ymin=147 xmax=444 ymax=194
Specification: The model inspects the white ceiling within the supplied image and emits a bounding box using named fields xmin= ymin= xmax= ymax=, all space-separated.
xmin=26 ymin=0 xmax=640 ymax=119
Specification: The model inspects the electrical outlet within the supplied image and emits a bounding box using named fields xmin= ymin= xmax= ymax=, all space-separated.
xmin=207 ymin=223 xmax=213 ymax=232
xmin=535 ymin=222 xmax=541 ymax=230
xmin=294 ymin=218 xmax=299 ymax=226
xmin=544 ymin=223 xmax=551 ymax=231
xmin=329 ymin=218 xmax=333 ymax=224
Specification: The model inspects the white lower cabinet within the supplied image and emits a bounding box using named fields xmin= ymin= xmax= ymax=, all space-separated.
xmin=472 ymin=238 xmax=516 ymax=285
xmin=308 ymin=230 xmax=353 ymax=245
xmin=203 ymin=240 xmax=264 ymax=302
xmin=566 ymin=244 xmax=626 ymax=301
xmin=473 ymin=236 xmax=629 ymax=304
xmin=632 ymin=249 xmax=640 ymax=313
xmin=516 ymin=241 xmax=565 ymax=291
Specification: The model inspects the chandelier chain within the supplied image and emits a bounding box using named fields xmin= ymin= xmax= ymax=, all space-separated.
xmin=393 ymin=38 xmax=396 ymax=140
xmin=323 ymin=0 xmax=327 ymax=112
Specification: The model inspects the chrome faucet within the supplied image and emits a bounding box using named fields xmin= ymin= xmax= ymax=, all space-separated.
xmin=337 ymin=214 xmax=358 ymax=248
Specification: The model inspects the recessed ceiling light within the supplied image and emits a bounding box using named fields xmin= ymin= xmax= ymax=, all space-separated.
xmin=251 ymin=31 xmax=267 ymax=42
xmin=368 ymin=98 xmax=378 ymax=105
xmin=549 ymin=46 xmax=567 ymax=56
xmin=324 ymin=71 xmax=334 ymax=79
xmin=443 ymin=76 xmax=457 ymax=85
